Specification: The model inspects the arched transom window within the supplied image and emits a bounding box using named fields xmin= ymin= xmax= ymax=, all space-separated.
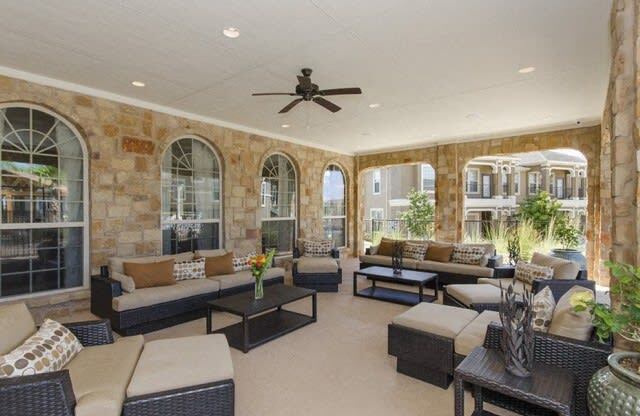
xmin=323 ymin=164 xmax=346 ymax=247
xmin=0 ymin=106 xmax=87 ymax=299
xmin=260 ymin=154 xmax=297 ymax=254
xmin=161 ymin=137 xmax=222 ymax=254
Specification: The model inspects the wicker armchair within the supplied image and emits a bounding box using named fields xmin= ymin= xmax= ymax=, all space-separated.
xmin=292 ymin=245 xmax=342 ymax=292
xmin=478 ymin=323 xmax=610 ymax=416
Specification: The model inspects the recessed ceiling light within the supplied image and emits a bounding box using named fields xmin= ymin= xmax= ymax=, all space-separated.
xmin=281 ymin=124 xmax=290 ymax=128
xmin=368 ymin=103 xmax=381 ymax=108
xmin=223 ymin=27 xmax=240 ymax=38
xmin=518 ymin=66 xmax=536 ymax=74
xmin=131 ymin=81 xmax=145 ymax=87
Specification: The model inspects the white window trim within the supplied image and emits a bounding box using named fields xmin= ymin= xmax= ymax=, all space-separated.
xmin=369 ymin=208 xmax=384 ymax=219
xmin=160 ymin=136 xmax=224 ymax=253
xmin=372 ymin=169 xmax=381 ymax=195
xmin=420 ymin=164 xmax=435 ymax=193
xmin=322 ymin=164 xmax=347 ymax=248
xmin=0 ymin=103 xmax=90 ymax=302
xmin=466 ymin=168 xmax=480 ymax=194
xmin=514 ymin=172 xmax=520 ymax=195
xmin=528 ymin=172 xmax=541 ymax=195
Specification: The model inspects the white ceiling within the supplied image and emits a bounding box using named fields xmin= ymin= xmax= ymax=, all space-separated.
xmin=0 ymin=0 xmax=611 ymax=155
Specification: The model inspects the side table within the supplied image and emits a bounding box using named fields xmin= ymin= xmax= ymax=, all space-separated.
xmin=492 ymin=265 xmax=515 ymax=279
xmin=454 ymin=347 xmax=574 ymax=416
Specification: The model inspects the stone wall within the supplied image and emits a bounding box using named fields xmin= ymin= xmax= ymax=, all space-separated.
xmin=356 ymin=126 xmax=603 ymax=281
xmin=0 ymin=75 xmax=355 ymax=316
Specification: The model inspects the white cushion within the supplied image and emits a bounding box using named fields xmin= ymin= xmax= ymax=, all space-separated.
xmin=477 ymin=278 xmax=531 ymax=294
xmin=210 ymin=268 xmax=284 ymax=290
xmin=127 ymin=334 xmax=233 ymax=397
xmin=0 ymin=303 xmax=36 ymax=355
xmin=446 ymin=284 xmax=502 ymax=307
xmin=112 ymin=279 xmax=220 ymax=312
xmin=454 ymin=310 xmax=501 ymax=356
xmin=392 ymin=303 xmax=478 ymax=338
xmin=531 ymin=252 xmax=580 ymax=280
xmin=548 ymin=286 xmax=594 ymax=341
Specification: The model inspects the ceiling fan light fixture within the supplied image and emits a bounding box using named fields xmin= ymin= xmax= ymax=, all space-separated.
xmin=281 ymin=124 xmax=290 ymax=128
xmin=223 ymin=27 xmax=240 ymax=38
xmin=131 ymin=81 xmax=145 ymax=87
xmin=518 ymin=66 xmax=536 ymax=74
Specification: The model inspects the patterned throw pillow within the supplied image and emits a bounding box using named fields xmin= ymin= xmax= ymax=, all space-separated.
xmin=303 ymin=240 xmax=332 ymax=257
xmin=403 ymin=242 xmax=427 ymax=260
xmin=532 ymin=286 xmax=556 ymax=332
xmin=173 ymin=258 xmax=206 ymax=281
xmin=233 ymin=252 xmax=256 ymax=272
xmin=0 ymin=319 xmax=83 ymax=378
xmin=451 ymin=245 xmax=486 ymax=265
xmin=514 ymin=261 xmax=554 ymax=285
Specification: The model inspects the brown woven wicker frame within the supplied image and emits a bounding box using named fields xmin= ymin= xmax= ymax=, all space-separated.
xmin=292 ymin=247 xmax=342 ymax=292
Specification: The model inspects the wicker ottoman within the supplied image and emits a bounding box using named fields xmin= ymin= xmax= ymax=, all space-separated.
xmin=123 ymin=335 xmax=235 ymax=416
xmin=443 ymin=283 xmax=503 ymax=312
xmin=293 ymin=257 xmax=342 ymax=292
xmin=388 ymin=303 xmax=478 ymax=389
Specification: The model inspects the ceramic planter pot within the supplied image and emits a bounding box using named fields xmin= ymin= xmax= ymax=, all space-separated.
xmin=550 ymin=248 xmax=587 ymax=269
xmin=588 ymin=352 xmax=640 ymax=415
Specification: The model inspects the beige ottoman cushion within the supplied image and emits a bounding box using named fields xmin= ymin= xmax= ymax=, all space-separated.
xmin=392 ymin=303 xmax=478 ymax=338
xmin=126 ymin=334 xmax=234 ymax=398
xmin=297 ymin=257 xmax=339 ymax=274
xmin=454 ymin=310 xmax=501 ymax=356
xmin=477 ymin=278 xmax=531 ymax=294
xmin=446 ymin=284 xmax=502 ymax=307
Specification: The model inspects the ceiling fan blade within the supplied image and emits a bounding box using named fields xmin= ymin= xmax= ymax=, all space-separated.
xmin=297 ymin=75 xmax=312 ymax=90
xmin=252 ymin=92 xmax=296 ymax=96
xmin=318 ymin=87 xmax=362 ymax=96
xmin=313 ymin=97 xmax=341 ymax=113
xmin=278 ymin=98 xmax=303 ymax=113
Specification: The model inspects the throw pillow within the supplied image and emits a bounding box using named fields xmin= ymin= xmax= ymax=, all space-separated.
xmin=514 ymin=261 xmax=553 ymax=285
xmin=174 ymin=258 xmax=206 ymax=281
xmin=303 ymin=239 xmax=332 ymax=257
xmin=376 ymin=238 xmax=398 ymax=257
xmin=451 ymin=245 xmax=485 ymax=265
xmin=0 ymin=319 xmax=83 ymax=378
xmin=233 ymin=252 xmax=256 ymax=272
xmin=531 ymin=252 xmax=580 ymax=280
xmin=403 ymin=242 xmax=427 ymax=260
xmin=548 ymin=286 xmax=595 ymax=341
xmin=424 ymin=243 xmax=454 ymax=262
xmin=123 ymin=259 xmax=176 ymax=289
xmin=202 ymin=252 xmax=235 ymax=277
xmin=531 ymin=286 xmax=556 ymax=332
xmin=111 ymin=271 xmax=136 ymax=293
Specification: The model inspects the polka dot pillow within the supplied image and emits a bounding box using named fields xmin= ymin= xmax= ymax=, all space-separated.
xmin=303 ymin=240 xmax=332 ymax=257
xmin=233 ymin=252 xmax=256 ymax=272
xmin=451 ymin=245 xmax=486 ymax=265
xmin=0 ymin=319 xmax=83 ymax=378
xmin=403 ymin=242 xmax=427 ymax=260
xmin=173 ymin=258 xmax=206 ymax=281
xmin=531 ymin=286 xmax=556 ymax=332
xmin=514 ymin=261 xmax=554 ymax=285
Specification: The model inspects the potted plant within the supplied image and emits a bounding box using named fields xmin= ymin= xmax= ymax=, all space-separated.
xmin=550 ymin=217 xmax=586 ymax=268
xmin=571 ymin=261 xmax=640 ymax=415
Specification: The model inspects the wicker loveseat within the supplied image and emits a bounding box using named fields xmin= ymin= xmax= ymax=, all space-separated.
xmin=91 ymin=249 xmax=285 ymax=335
xmin=292 ymin=240 xmax=342 ymax=292
xmin=360 ymin=240 xmax=503 ymax=285
xmin=0 ymin=303 xmax=235 ymax=416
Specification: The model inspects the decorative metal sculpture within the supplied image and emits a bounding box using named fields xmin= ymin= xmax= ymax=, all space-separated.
xmin=391 ymin=241 xmax=404 ymax=274
xmin=499 ymin=282 xmax=534 ymax=377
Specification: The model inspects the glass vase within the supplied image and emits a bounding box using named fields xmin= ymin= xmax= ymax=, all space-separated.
xmin=254 ymin=274 xmax=264 ymax=300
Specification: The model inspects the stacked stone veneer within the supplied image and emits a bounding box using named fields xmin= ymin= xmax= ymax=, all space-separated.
xmin=0 ymin=75 xmax=355 ymax=317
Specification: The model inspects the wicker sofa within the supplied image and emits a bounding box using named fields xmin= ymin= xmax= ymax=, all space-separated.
xmin=360 ymin=240 xmax=503 ymax=285
xmin=91 ymin=249 xmax=285 ymax=335
xmin=0 ymin=303 xmax=235 ymax=416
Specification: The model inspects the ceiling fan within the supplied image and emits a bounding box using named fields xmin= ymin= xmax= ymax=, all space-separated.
xmin=252 ymin=68 xmax=362 ymax=113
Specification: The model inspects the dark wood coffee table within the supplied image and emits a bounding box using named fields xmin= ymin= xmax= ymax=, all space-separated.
xmin=353 ymin=266 xmax=438 ymax=306
xmin=207 ymin=284 xmax=316 ymax=353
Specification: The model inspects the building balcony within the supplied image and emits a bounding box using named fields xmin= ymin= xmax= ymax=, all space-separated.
xmin=464 ymin=195 xmax=518 ymax=209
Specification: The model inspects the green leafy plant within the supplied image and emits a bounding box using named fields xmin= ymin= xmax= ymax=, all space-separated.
xmin=401 ymin=189 xmax=435 ymax=240
xmin=518 ymin=191 xmax=562 ymax=236
xmin=507 ymin=233 xmax=520 ymax=265
xmin=554 ymin=218 xmax=580 ymax=249
xmin=572 ymin=261 xmax=640 ymax=345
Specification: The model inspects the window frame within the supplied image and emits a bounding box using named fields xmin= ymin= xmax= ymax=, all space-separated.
xmin=528 ymin=172 xmax=541 ymax=195
xmin=372 ymin=169 xmax=381 ymax=195
xmin=513 ymin=172 xmax=520 ymax=195
xmin=466 ymin=168 xmax=480 ymax=194
xmin=322 ymin=164 xmax=347 ymax=248
xmin=0 ymin=103 xmax=89 ymax=301
xmin=420 ymin=164 xmax=435 ymax=193
xmin=369 ymin=208 xmax=384 ymax=220
xmin=160 ymin=136 xmax=223 ymax=254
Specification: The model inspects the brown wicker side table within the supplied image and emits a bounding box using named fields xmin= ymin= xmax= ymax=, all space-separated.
xmin=454 ymin=347 xmax=575 ymax=416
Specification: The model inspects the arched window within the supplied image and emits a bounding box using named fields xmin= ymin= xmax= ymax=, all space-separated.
xmin=161 ymin=137 xmax=222 ymax=254
xmin=260 ymin=154 xmax=296 ymax=254
xmin=0 ymin=105 xmax=88 ymax=298
xmin=323 ymin=164 xmax=346 ymax=247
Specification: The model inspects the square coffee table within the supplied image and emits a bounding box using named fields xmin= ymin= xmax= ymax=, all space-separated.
xmin=207 ymin=284 xmax=316 ymax=353
xmin=353 ymin=266 xmax=438 ymax=306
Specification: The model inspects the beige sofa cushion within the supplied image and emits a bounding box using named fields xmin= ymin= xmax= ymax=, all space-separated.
xmin=112 ymin=279 xmax=220 ymax=312
xmin=127 ymin=334 xmax=233 ymax=397
xmin=416 ymin=260 xmax=494 ymax=278
xmin=0 ymin=303 xmax=36 ymax=355
xmin=446 ymin=284 xmax=502 ymax=307
xmin=297 ymin=257 xmax=339 ymax=274
xmin=477 ymin=278 xmax=531 ymax=294
xmin=109 ymin=252 xmax=194 ymax=275
xmin=454 ymin=310 xmax=501 ymax=356
xmin=195 ymin=249 xmax=227 ymax=258
xmin=359 ymin=254 xmax=419 ymax=269
xmin=531 ymin=252 xmax=580 ymax=280
xmin=65 ymin=335 xmax=144 ymax=416
xmin=548 ymin=286 xmax=594 ymax=341
xmin=392 ymin=303 xmax=478 ymax=338
xmin=211 ymin=268 xmax=284 ymax=290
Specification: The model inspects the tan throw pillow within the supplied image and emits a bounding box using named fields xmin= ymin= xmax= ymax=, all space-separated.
xmin=425 ymin=243 xmax=454 ymax=262
xmin=174 ymin=258 xmax=206 ymax=281
xmin=531 ymin=252 xmax=580 ymax=280
xmin=0 ymin=319 xmax=83 ymax=378
xmin=233 ymin=252 xmax=256 ymax=272
xmin=532 ymin=286 xmax=556 ymax=332
xmin=403 ymin=242 xmax=427 ymax=260
xmin=303 ymin=240 xmax=332 ymax=257
xmin=111 ymin=271 xmax=136 ymax=293
xmin=202 ymin=252 xmax=236 ymax=277
xmin=451 ymin=245 xmax=486 ymax=265
xmin=123 ymin=259 xmax=176 ymax=289
xmin=514 ymin=261 xmax=553 ymax=285
xmin=376 ymin=238 xmax=398 ymax=257
xmin=548 ymin=286 xmax=594 ymax=341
